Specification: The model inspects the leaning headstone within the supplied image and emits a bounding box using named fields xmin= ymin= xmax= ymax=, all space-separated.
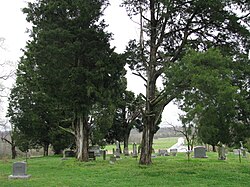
xmin=9 ymin=162 xmax=31 ymax=179
xmin=193 ymin=146 xmax=208 ymax=158
xmin=218 ymin=145 xmax=226 ymax=160
xmin=132 ymin=143 xmax=138 ymax=158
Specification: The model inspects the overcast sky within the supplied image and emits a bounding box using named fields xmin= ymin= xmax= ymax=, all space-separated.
xmin=0 ymin=0 xmax=182 ymax=128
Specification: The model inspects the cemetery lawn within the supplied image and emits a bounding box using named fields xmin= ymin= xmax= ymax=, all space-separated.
xmin=0 ymin=152 xmax=249 ymax=187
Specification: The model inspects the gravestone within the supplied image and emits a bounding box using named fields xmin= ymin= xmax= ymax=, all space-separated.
xmin=242 ymin=148 xmax=247 ymax=158
xmin=158 ymin=149 xmax=169 ymax=156
xmin=109 ymin=155 xmax=116 ymax=164
xmin=132 ymin=143 xmax=138 ymax=158
xmin=193 ymin=146 xmax=208 ymax=158
xmin=218 ymin=145 xmax=226 ymax=160
xmin=64 ymin=150 xmax=75 ymax=158
xmin=170 ymin=148 xmax=178 ymax=156
xmin=233 ymin=149 xmax=240 ymax=155
xmin=9 ymin=162 xmax=31 ymax=179
xmin=89 ymin=146 xmax=101 ymax=157
xmin=114 ymin=150 xmax=120 ymax=158
xmin=124 ymin=147 xmax=130 ymax=156
xmin=240 ymin=141 xmax=247 ymax=158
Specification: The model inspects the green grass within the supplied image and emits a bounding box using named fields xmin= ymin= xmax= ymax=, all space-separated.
xmin=152 ymin=137 xmax=179 ymax=150
xmin=0 ymin=151 xmax=249 ymax=187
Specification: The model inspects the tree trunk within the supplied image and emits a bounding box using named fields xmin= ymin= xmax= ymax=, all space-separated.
xmin=123 ymin=127 xmax=131 ymax=151
xmin=75 ymin=114 xmax=89 ymax=162
xmin=212 ymin=145 xmax=216 ymax=152
xmin=43 ymin=142 xmax=49 ymax=156
xmin=139 ymin=123 xmax=154 ymax=165
xmin=139 ymin=0 xmax=158 ymax=165
xmin=11 ymin=144 xmax=17 ymax=159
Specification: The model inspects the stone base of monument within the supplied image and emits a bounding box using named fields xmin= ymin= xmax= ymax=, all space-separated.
xmin=8 ymin=174 xmax=31 ymax=179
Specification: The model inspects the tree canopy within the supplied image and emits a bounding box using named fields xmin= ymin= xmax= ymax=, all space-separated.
xmin=123 ymin=0 xmax=249 ymax=164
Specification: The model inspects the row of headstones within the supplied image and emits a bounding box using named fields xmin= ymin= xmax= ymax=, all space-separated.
xmin=62 ymin=145 xmax=248 ymax=161
xmin=8 ymin=146 xmax=248 ymax=179
xmin=157 ymin=147 xmax=207 ymax=158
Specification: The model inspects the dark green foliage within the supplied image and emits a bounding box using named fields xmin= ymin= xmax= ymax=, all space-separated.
xmin=167 ymin=49 xmax=250 ymax=146
xmin=9 ymin=0 xmax=126 ymax=161
xmin=123 ymin=0 xmax=249 ymax=164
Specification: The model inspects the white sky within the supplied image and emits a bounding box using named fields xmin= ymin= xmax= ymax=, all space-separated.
xmin=0 ymin=0 xmax=182 ymax=128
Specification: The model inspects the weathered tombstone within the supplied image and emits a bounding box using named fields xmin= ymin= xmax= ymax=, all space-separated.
xmin=115 ymin=149 xmax=120 ymax=158
xmin=64 ymin=150 xmax=75 ymax=157
xmin=115 ymin=141 xmax=120 ymax=154
xmin=89 ymin=146 xmax=101 ymax=157
xmin=9 ymin=162 xmax=31 ymax=179
xmin=218 ymin=145 xmax=226 ymax=160
xmin=109 ymin=155 xmax=116 ymax=164
xmin=132 ymin=143 xmax=138 ymax=158
xmin=170 ymin=148 xmax=178 ymax=156
xmin=233 ymin=149 xmax=240 ymax=155
xmin=158 ymin=149 xmax=169 ymax=156
xmin=193 ymin=146 xmax=208 ymax=158
xmin=124 ymin=147 xmax=130 ymax=156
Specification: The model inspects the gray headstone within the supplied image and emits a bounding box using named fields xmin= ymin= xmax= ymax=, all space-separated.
xmin=9 ymin=162 xmax=31 ymax=179
xmin=124 ymin=147 xmax=130 ymax=156
xmin=158 ymin=149 xmax=169 ymax=156
xmin=233 ymin=149 xmax=240 ymax=155
xmin=194 ymin=146 xmax=208 ymax=158
xmin=89 ymin=146 xmax=101 ymax=157
xmin=218 ymin=145 xmax=226 ymax=160
xmin=170 ymin=149 xmax=178 ymax=156
xmin=115 ymin=148 xmax=120 ymax=158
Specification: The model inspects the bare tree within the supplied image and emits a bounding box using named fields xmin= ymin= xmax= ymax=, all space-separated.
xmin=168 ymin=119 xmax=197 ymax=160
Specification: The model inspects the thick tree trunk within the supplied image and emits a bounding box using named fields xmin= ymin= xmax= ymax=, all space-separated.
xmin=139 ymin=122 xmax=154 ymax=165
xmin=75 ymin=114 xmax=89 ymax=162
xmin=139 ymin=0 xmax=159 ymax=165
